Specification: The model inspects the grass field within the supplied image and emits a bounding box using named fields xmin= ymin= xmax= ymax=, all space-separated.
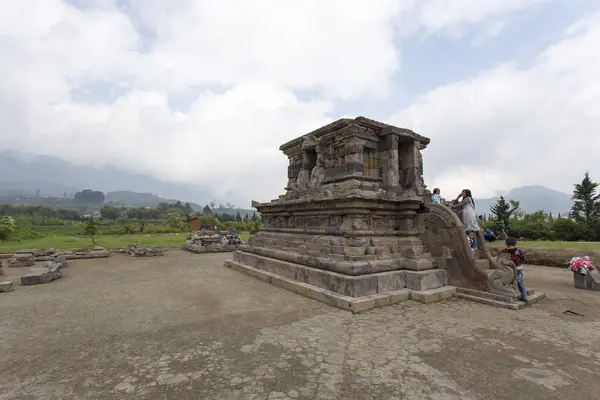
xmin=487 ymin=240 xmax=600 ymax=250
xmin=0 ymin=232 xmax=252 ymax=252
xmin=1 ymin=233 xmax=599 ymax=253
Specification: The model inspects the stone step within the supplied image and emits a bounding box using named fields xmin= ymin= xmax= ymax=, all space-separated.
xmin=224 ymin=259 xmax=411 ymax=313
xmin=454 ymin=288 xmax=545 ymax=310
xmin=410 ymin=286 xmax=456 ymax=304
xmin=453 ymin=292 xmax=523 ymax=310
xmin=455 ymin=287 xmax=517 ymax=303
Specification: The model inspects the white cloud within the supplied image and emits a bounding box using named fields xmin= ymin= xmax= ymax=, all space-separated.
xmin=0 ymin=0 xmax=566 ymax=205
xmin=390 ymin=11 xmax=600 ymax=199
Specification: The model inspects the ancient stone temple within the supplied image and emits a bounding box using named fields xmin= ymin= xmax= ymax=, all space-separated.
xmin=225 ymin=117 xmax=545 ymax=312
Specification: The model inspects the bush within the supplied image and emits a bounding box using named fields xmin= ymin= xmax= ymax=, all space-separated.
xmin=0 ymin=216 xmax=16 ymax=240
xmin=552 ymin=218 xmax=586 ymax=241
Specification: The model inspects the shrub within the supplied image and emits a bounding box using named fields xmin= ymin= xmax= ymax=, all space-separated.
xmin=0 ymin=216 xmax=16 ymax=240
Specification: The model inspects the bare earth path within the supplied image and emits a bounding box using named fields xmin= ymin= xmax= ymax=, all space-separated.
xmin=1 ymin=251 xmax=599 ymax=400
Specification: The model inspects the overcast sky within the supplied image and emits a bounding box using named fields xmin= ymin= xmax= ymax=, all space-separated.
xmin=1 ymin=0 xmax=599 ymax=205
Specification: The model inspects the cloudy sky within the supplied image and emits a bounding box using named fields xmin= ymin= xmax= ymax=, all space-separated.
xmin=1 ymin=0 xmax=599 ymax=205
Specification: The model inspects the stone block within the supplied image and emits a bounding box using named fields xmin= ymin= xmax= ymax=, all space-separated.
xmin=377 ymin=271 xmax=406 ymax=293
xmin=374 ymin=290 xmax=410 ymax=307
xmin=401 ymin=245 xmax=425 ymax=258
xmin=405 ymin=269 xmax=447 ymax=291
xmin=573 ymin=270 xmax=600 ymax=291
xmin=410 ymin=287 xmax=456 ymax=304
xmin=404 ymin=258 xmax=434 ymax=271
xmin=0 ymin=281 xmax=14 ymax=293
xmin=344 ymin=246 xmax=366 ymax=256
xmin=21 ymin=262 xmax=63 ymax=286
xmin=6 ymin=254 xmax=35 ymax=268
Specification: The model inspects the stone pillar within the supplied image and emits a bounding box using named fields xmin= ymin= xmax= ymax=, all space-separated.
xmin=380 ymin=133 xmax=400 ymax=188
xmin=399 ymin=141 xmax=418 ymax=189
xmin=344 ymin=137 xmax=363 ymax=175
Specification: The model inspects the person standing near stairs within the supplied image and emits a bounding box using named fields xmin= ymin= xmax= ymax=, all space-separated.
xmin=451 ymin=189 xmax=480 ymax=251
xmin=504 ymin=237 xmax=528 ymax=302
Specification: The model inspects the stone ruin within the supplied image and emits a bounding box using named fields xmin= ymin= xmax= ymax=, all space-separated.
xmin=19 ymin=253 xmax=68 ymax=286
xmin=128 ymin=243 xmax=166 ymax=257
xmin=3 ymin=253 xmax=35 ymax=268
xmin=4 ymin=247 xmax=109 ymax=261
xmin=66 ymin=246 xmax=110 ymax=259
xmin=225 ymin=117 xmax=545 ymax=312
xmin=184 ymin=231 xmax=242 ymax=254
xmin=21 ymin=259 xmax=66 ymax=286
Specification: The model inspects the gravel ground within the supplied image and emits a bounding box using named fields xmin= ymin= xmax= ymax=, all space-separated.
xmin=1 ymin=251 xmax=599 ymax=400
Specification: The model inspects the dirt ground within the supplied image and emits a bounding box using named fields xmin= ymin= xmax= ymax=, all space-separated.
xmin=1 ymin=251 xmax=599 ymax=400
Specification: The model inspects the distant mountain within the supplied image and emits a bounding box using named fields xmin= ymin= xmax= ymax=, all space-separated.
xmin=473 ymin=185 xmax=573 ymax=216
xmin=104 ymin=191 xmax=203 ymax=210
xmin=0 ymin=150 xmax=211 ymax=204
xmin=0 ymin=151 xmax=571 ymax=217
xmin=0 ymin=150 xmax=257 ymax=215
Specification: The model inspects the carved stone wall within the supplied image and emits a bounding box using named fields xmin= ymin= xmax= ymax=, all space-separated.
xmin=422 ymin=203 xmax=489 ymax=290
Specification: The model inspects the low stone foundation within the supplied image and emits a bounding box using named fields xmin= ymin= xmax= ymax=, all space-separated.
xmin=225 ymin=251 xmax=454 ymax=313
xmin=128 ymin=243 xmax=166 ymax=257
xmin=3 ymin=254 xmax=35 ymax=268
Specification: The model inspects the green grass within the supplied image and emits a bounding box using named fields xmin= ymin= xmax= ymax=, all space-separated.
xmin=0 ymin=232 xmax=252 ymax=252
xmin=488 ymin=241 xmax=600 ymax=250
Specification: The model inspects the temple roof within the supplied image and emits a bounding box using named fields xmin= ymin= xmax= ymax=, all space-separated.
xmin=279 ymin=116 xmax=430 ymax=152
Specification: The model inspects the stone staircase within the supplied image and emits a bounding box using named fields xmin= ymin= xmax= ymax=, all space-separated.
xmin=453 ymin=287 xmax=545 ymax=310
xmin=452 ymin=241 xmax=546 ymax=309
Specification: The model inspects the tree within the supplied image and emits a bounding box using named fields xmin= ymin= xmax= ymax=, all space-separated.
xmin=235 ymin=212 xmax=242 ymax=222
xmin=203 ymin=205 xmax=213 ymax=215
xmin=100 ymin=205 xmax=120 ymax=220
xmin=552 ymin=218 xmax=583 ymax=241
xmin=138 ymin=219 xmax=147 ymax=233
xmin=571 ymin=172 xmax=600 ymax=227
xmin=167 ymin=211 xmax=187 ymax=232
xmin=0 ymin=216 xmax=16 ymax=240
xmin=251 ymin=211 xmax=257 ymax=221
xmin=74 ymin=189 xmax=105 ymax=204
xmin=84 ymin=217 xmax=98 ymax=245
xmin=490 ymin=195 xmax=520 ymax=228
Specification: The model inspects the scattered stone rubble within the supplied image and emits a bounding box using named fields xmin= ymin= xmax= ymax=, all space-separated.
xmin=21 ymin=260 xmax=65 ymax=286
xmin=128 ymin=243 xmax=166 ymax=257
xmin=3 ymin=253 xmax=35 ymax=268
xmin=0 ymin=281 xmax=14 ymax=293
xmin=1 ymin=247 xmax=109 ymax=262
xmin=184 ymin=231 xmax=242 ymax=254
xmin=66 ymin=246 xmax=110 ymax=259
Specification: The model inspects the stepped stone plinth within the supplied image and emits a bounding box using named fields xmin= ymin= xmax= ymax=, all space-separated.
xmin=225 ymin=117 xmax=453 ymax=312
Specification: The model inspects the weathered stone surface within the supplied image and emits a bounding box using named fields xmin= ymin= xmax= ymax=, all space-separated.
xmin=405 ymin=270 xmax=447 ymax=291
xmin=410 ymin=286 xmax=456 ymax=304
xmin=21 ymin=262 xmax=63 ymax=285
xmin=128 ymin=243 xmax=166 ymax=257
xmin=5 ymin=254 xmax=35 ymax=268
xmin=0 ymin=281 xmax=14 ymax=292
xmin=184 ymin=232 xmax=242 ymax=254
xmin=227 ymin=117 xmax=543 ymax=311
xmin=573 ymin=270 xmax=600 ymax=291
xmin=58 ymin=247 xmax=109 ymax=260
xmin=227 ymin=117 xmax=451 ymax=311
